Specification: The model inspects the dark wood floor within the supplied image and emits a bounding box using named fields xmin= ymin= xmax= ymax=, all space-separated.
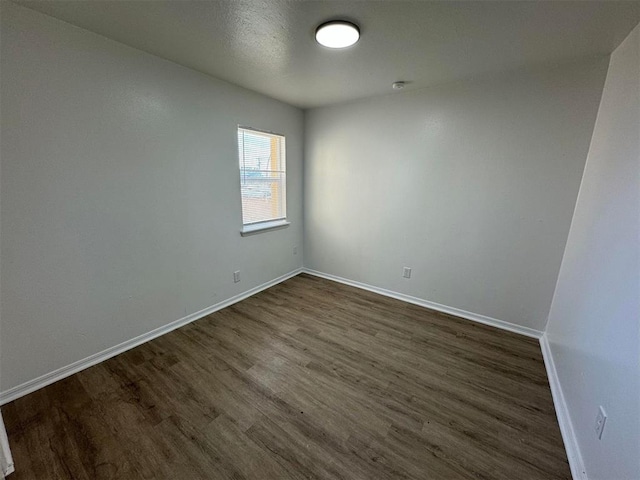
xmin=4 ymin=273 xmax=570 ymax=479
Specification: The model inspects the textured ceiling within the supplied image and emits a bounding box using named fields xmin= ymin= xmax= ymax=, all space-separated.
xmin=11 ymin=0 xmax=640 ymax=108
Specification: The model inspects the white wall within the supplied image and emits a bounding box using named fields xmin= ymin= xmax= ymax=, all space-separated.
xmin=545 ymin=24 xmax=639 ymax=480
xmin=304 ymin=59 xmax=608 ymax=332
xmin=0 ymin=3 xmax=303 ymax=394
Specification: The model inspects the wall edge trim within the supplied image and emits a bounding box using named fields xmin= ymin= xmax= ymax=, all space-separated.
xmin=302 ymin=268 xmax=543 ymax=338
xmin=0 ymin=268 xmax=304 ymax=405
xmin=539 ymin=333 xmax=588 ymax=480
xmin=0 ymin=411 xmax=15 ymax=477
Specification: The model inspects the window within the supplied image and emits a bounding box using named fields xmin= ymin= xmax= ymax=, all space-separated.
xmin=237 ymin=127 xmax=287 ymax=234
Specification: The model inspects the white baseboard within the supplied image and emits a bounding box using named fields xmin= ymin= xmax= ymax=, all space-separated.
xmin=0 ymin=268 xmax=303 ymax=406
xmin=539 ymin=334 xmax=587 ymax=480
xmin=1 ymin=265 xmax=583 ymax=480
xmin=302 ymin=268 xmax=543 ymax=339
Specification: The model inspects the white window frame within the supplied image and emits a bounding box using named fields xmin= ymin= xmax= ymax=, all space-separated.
xmin=237 ymin=126 xmax=289 ymax=236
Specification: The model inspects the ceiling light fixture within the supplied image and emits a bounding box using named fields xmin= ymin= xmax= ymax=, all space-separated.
xmin=315 ymin=21 xmax=360 ymax=49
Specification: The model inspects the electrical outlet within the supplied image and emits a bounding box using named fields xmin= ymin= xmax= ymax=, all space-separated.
xmin=293 ymin=246 xmax=298 ymax=255
xmin=233 ymin=271 xmax=241 ymax=283
xmin=595 ymin=406 xmax=607 ymax=440
xmin=403 ymin=267 xmax=412 ymax=279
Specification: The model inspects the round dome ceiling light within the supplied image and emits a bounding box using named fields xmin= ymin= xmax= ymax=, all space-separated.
xmin=315 ymin=21 xmax=360 ymax=49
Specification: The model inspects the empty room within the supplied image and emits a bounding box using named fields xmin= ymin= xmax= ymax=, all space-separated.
xmin=0 ymin=1 xmax=638 ymax=479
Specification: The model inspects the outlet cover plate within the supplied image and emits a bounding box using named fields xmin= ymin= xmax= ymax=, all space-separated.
xmin=595 ymin=406 xmax=607 ymax=440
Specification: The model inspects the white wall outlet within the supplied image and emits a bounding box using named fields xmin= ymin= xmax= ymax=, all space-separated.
xmin=403 ymin=267 xmax=412 ymax=279
xmin=293 ymin=245 xmax=298 ymax=255
xmin=233 ymin=271 xmax=241 ymax=283
xmin=595 ymin=406 xmax=607 ymax=440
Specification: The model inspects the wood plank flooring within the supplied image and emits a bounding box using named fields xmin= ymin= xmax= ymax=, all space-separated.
xmin=3 ymin=273 xmax=571 ymax=479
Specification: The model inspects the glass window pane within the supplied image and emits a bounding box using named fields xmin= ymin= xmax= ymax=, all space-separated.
xmin=238 ymin=128 xmax=286 ymax=225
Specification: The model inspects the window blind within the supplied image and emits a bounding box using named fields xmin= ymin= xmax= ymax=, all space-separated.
xmin=237 ymin=127 xmax=286 ymax=225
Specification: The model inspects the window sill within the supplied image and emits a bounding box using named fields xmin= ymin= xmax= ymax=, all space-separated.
xmin=240 ymin=220 xmax=290 ymax=236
